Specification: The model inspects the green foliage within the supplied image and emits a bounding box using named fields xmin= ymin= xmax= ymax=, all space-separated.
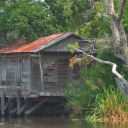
xmin=73 ymin=0 xmax=128 ymax=40
xmin=88 ymin=50 xmax=128 ymax=91
xmin=63 ymin=0 xmax=90 ymax=31
xmin=0 ymin=0 xmax=73 ymax=44
xmin=74 ymin=1 xmax=112 ymax=39
xmin=65 ymin=0 xmax=128 ymax=122
xmin=68 ymin=42 xmax=80 ymax=54
xmin=86 ymin=114 xmax=102 ymax=122
xmin=65 ymin=48 xmax=128 ymax=120
xmin=87 ymin=86 xmax=128 ymax=122
xmin=122 ymin=1 xmax=128 ymax=35
xmin=64 ymin=67 xmax=98 ymax=118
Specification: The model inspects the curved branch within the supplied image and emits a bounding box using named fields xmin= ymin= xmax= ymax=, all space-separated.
xmin=72 ymin=47 xmax=128 ymax=89
xmin=114 ymin=53 xmax=124 ymax=61
xmin=115 ymin=77 xmax=128 ymax=97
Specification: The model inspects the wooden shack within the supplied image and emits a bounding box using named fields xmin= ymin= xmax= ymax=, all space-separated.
xmin=0 ymin=32 xmax=90 ymax=116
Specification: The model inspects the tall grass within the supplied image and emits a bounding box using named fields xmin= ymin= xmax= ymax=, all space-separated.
xmin=86 ymin=86 xmax=128 ymax=122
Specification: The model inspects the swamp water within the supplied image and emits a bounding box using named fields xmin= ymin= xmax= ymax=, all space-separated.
xmin=0 ymin=117 xmax=128 ymax=128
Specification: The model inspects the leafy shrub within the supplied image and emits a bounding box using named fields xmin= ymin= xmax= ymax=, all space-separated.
xmin=64 ymin=67 xmax=98 ymax=118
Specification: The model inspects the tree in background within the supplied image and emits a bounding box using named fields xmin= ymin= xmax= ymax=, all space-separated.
xmin=65 ymin=1 xmax=128 ymax=121
xmin=68 ymin=0 xmax=128 ymax=97
xmin=0 ymin=0 xmax=74 ymax=45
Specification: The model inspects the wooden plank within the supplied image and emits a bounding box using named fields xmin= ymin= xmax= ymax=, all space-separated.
xmin=57 ymin=83 xmax=67 ymax=86
xmin=57 ymin=61 xmax=69 ymax=64
xmin=44 ymin=82 xmax=56 ymax=84
xmin=57 ymin=65 xmax=69 ymax=68
xmin=56 ymin=58 xmax=69 ymax=88
xmin=44 ymin=89 xmax=60 ymax=92
xmin=43 ymin=66 xmax=55 ymax=69
xmin=25 ymin=98 xmax=48 ymax=115
xmin=32 ymin=76 xmax=41 ymax=79
xmin=17 ymin=104 xmax=25 ymax=115
xmin=57 ymin=64 xmax=69 ymax=66
xmin=30 ymin=54 xmax=42 ymax=57
xmin=1 ymin=92 xmax=5 ymax=116
xmin=16 ymin=88 xmax=21 ymax=112
xmin=39 ymin=92 xmax=62 ymax=96
xmin=31 ymin=62 xmax=42 ymax=91
xmin=42 ymin=59 xmax=57 ymax=83
xmin=0 ymin=56 xmax=31 ymax=88
xmin=58 ymin=69 xmax=68 ymax=71
xmin=25 ymin=98 xmax=32 ymax=112
xmin=9 ymin=108 xmax=17 ymax=114
xmin=22 ymin=74 xmax=29 ymax=78
xmin=58 ymin=71 xmax=68 ymax=74
xmin=57 ymin=80 xmax=68 ymax=83
xmin=57 ymin=76 xmax=68 ymax=78
xmin=44 ymin=84 xmax=56 ymax=86
xmin=28 ymin=57 xmax=32 ymax=92
xmin=6 ymin=72 xmax=16 ymax=76
xmin=0 ymin=86 xmax=15 ymax=89
xmin=54 ymin=60 xmax=57 ymax=82
xmin=44 ymin=76 xmax=54 ymax=82
xmin=2 ymin=98 xmax=10 ymax=112
xmin=57 ymin=59 xmax=69 ymax=62
xmin=44 ymin=86 xmax=66 ymax=89
xmin=1 ymin=59 xmax=7 ymax=83
xmin=32 ymin=70 xmax=40 ymax=73
xmin=9 ymin=98 xmax=17 ymax=116
xmin=0 ymin=53 xmax=29 ymax=58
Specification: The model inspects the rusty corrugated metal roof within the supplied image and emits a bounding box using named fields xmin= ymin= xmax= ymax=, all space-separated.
xmin=0 ymin=32 xmax=72 ymax=53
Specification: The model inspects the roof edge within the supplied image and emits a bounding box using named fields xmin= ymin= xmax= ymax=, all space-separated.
xmin=31 ymin=32 xmax=74 ymax=53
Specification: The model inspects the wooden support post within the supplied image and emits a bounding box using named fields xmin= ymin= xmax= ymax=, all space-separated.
xmin=1 ymin=92 xmax=5 ymax=116
xmin=9 ymin=98 xmax=17 ymax=117
xmin=25 ymin=98 xmax=48 ymax=115
xmin=2 ymin=98 xmax=10 ymax=112
xmin=39 ymin=52 xmax=44 ymax=91
xmin=16 ymin=87 xmax=21 ymax=112
xmin=10 ymin=108 xmax=17 ymax=114
xmin=25 ymin=98 xmax=32 ymax=116
xmin=17 ymin=104 xmax=25 ymax=115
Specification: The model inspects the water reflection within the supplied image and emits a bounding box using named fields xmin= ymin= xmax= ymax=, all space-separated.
xmin=0 ymin=117 xmax=128 ymax=128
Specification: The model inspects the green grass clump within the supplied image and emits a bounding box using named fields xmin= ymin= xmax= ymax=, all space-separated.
xmin=87 ymin=86 xmax=128 ymax=122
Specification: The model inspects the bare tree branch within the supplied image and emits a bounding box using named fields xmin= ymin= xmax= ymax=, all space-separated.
xmin=118 ymin=0 xmax=126 ymax=23
xmin=115 ymin=77 xmax=128 ymax=97
xmin=71 ymin=47 xmax=128 ymax=90
xmin=108 ymin=0 xmax=115 ymax=15
xmin=114 ymin=53 xmax=124 ymax=61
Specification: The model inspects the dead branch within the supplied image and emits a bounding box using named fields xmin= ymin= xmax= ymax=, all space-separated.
xmin=72 ymin=47 xmax=128 ymax=97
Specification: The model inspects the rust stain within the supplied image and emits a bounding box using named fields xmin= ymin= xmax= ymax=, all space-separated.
xmin=0 ymin=32 xmax=71 ymax=53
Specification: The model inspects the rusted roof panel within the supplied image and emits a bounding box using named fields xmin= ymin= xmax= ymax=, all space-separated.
xmin=0 ymin=32 xmax=72 ymax=53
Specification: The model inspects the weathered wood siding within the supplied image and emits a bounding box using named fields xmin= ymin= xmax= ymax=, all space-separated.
xmin=31 ymin=57 xmax=42 ymax=92
xmin=0 ymin=53 xmax=30 ymax=97
xmin=70 ymin=63 xmax=80 ymax=81
xmin=43 ymin=35 xmax=88 ymax=52
xmin=43 ymin=54 xmax=70 ymax=92
xmin=57 ymin=58 xmax=69 ymax=86
xmin=31 ymin=53 xmax=80 ymax=93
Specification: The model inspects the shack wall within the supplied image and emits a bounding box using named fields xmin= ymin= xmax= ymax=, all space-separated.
xmin=31 ymin=52 xmax=80 ymax=93
xmin=0 ymin=53 xmax=31 ymax=97
xmin=0 ymin=34 xmax=89 ymax=96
